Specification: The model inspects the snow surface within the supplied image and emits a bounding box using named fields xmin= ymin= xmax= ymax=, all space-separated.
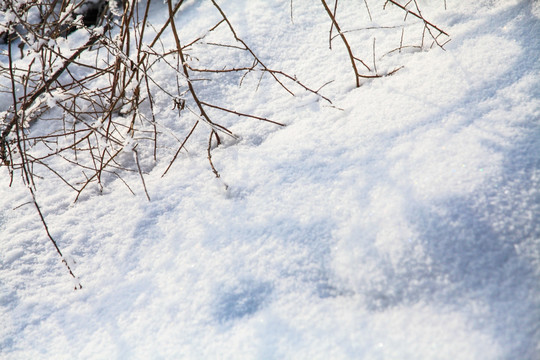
xmin=1 ymin=0 xmax=539 ymax=359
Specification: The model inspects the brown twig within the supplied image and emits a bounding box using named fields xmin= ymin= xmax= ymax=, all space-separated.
xmin=211 ymin=0 xmax=295 ymax=96
xmin=207 ymin=129 xmax=225 ymax=184
xmin=385 ymin=0 xmax=448 ymax=37
xmin=199 ymin=101 xmax=285 ymax=127
xmin=320 ymin=0 xmax=361 ymax=87
xmin=30 ymin=186 xmax=82 ymax=290
xmin=167 ymin=0 xmax=235 ymax=139
xmin=329 ymin=0 xmax=339 ymax=49
xmin=133 ymin=145 xmax=151 ymax=201
xmin=161 ymin=120 xmax=199 ymax=177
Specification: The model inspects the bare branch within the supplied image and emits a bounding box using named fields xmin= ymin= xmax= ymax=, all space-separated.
xmin=320 ymin=0 xmax=361 ymax=87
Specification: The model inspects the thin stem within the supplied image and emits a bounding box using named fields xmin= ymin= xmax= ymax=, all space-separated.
xmin=320 ymin=0 xmax=361 ymax=87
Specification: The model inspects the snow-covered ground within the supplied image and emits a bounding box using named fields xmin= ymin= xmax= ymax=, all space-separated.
xmin=1 ymin=0 xmax=539 ymax=358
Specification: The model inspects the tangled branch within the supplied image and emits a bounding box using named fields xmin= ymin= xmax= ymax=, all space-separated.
xmin=0 ymin=0 xmax=450 ymax=288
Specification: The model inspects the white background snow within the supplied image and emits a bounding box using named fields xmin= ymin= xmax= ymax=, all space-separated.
xmin=1 ymin=0 xmax=539 ymax=359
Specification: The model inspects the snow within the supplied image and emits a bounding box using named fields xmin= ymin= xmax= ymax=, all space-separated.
xmin=1 ymin=0 xmax=539 ymax=359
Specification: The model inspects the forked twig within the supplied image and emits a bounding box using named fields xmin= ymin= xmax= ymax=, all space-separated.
xmin=211 ymin=0 xmax=294 ymax=96
xmin=385 ymin=0 xmax=448 ymax=37
xmin=167 ymin=0 xmax=235 ymax=139
xmin=320 ymin=0 xmax=361 ymax=87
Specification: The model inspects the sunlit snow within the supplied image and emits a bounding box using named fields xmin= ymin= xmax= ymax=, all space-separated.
xmin=1 ymin=0 xmax=539 ymax=359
